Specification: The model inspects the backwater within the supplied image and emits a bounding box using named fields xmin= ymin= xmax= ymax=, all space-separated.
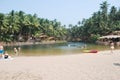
xmin=4 ymin=42 xmax=111 ymax=56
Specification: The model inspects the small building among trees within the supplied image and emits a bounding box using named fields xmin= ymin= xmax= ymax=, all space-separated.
xmin=97 ymin=35 xmax=120 ymax=46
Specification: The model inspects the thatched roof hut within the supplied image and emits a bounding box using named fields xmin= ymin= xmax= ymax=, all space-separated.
xmin=97 ymin=35 xmax=120 ymax=46
xmin=99 ymin=35 xmax=120 ymax=39
xmin=39 ymin=35 xmax=48 ymax=40
xmin=40 ymin=35 xmax=48 ymax=38
xmin=48 ymin=37 xmax=55 ymax=41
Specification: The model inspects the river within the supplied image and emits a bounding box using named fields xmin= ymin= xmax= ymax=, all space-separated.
xmin=4 ymin=42 xmax=109 ymax=56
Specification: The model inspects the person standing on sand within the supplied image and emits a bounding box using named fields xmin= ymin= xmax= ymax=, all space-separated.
xmin=18 ymin=47 xmax=21 ymax=55
xmin=110 ymin=42 xmax=114 ymax=53
xmin=14 ymin=47 xmax=18 ymax=56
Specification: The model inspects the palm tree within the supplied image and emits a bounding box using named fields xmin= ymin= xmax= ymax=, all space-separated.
xmin=18 ymin=11 xmax=25 ymax=37
xmin=0 ymin=13 xmax=5 ymax=41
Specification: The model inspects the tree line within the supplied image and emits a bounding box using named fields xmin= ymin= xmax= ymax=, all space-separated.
xmin=0 ymin=1 xmax=120 ymax=43
xmin=0 ymin=10 xmax=67 ymax=43
xmin=68 ymin=1 xmax=120 ymax=42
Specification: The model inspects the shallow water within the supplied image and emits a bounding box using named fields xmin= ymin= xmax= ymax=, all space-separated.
xmin=4 ymin=42 xmax=110 ymax=56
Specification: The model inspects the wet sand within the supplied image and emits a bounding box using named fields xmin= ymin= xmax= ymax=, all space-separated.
xmin=0 ymin=50 xmax=120 ymax=80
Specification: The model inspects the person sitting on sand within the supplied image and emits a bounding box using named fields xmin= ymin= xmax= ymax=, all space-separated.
xmin=4 ymin=51 xmax=9 ymax=59
xmin=0 ymin=44 xmax=4 ymax=58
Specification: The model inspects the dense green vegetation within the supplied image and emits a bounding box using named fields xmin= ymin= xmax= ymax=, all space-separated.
xmin=0 ymin=1 xmax=120 ymax=43
xmin=0 ymin=11 xmax=67 ymax=43
xmin=68 ymin=1 xmax=120 ymax=42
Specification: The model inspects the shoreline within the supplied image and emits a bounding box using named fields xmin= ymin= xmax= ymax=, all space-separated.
xmin=1 ymin=41 xmax=67 ymax=46
xmin=0 ymin=50 xmax=120 ymax=80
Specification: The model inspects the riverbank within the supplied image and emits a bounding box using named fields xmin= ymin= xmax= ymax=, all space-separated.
xmin=0 ymin=41 xmax=67 ymax=46
xmin=0 ymin=50 xmax=120 ymax=80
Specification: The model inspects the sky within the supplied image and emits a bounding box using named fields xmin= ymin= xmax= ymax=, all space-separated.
xmin=0 ymin=0 xmax=120 ymax=26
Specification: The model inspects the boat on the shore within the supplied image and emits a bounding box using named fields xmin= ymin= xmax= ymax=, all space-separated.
xmin=83 ymin=50 xmax=98 ymax=53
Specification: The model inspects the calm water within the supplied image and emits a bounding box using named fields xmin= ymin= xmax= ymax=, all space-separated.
xmin=4 ymin=42 xmax=110 ymax=56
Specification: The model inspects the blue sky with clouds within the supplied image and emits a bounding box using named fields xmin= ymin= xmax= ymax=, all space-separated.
xmin=0 ymin=0 xmax=119 ymax=26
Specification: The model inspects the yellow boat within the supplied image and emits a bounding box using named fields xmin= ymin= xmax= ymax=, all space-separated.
xmin=83 ymin=50 xmax=90 ymax=53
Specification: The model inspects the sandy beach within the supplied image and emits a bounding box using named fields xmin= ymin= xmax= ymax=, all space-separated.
xmin=0 ymin=50 xmax=120 ymax=80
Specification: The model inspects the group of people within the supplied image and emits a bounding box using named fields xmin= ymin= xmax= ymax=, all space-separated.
xmin=0 ymin=44 xmax=21 ymax=59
